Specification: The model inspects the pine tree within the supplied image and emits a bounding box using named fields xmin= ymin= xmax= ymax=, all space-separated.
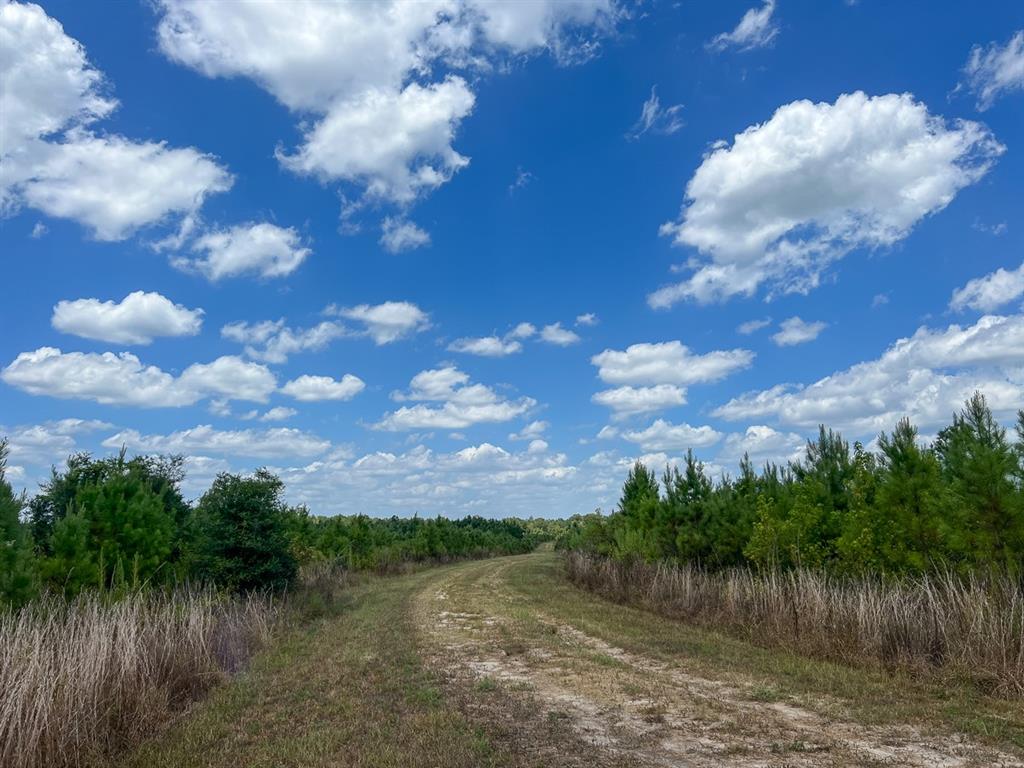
xmin=42 ymin=453 xmax=176 ymax=596
xmin=935 ymin=393 xmax=1023 ymax=568
xmin=0 ymin=440 xmax=35 ymax=609
xmin=669 ymin=450 xmax=713 ymax=563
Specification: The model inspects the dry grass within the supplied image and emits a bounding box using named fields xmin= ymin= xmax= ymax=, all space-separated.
xmin=565 ymin=551 xmax=1024 ymax=697
xmin=0 ymin=589 xmax=276 ymax=768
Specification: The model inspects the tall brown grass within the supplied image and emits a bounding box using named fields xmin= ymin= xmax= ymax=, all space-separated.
xmin=565 ymin=550 xmax=1024 ymax=697
xmin=0 ymin=589 xmax=276 ymax=768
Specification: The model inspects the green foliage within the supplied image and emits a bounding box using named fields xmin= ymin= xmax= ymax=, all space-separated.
xmin=38 ymin=451 xmax=179 ymax=597
xmin=191 ymin=469 xmax=298 ymax=593
xmin=0 ymin=440 xmax=36 ymax=609
xmin=935 ymin=393 xmax=1024 ymax=568
xmin=568 ymin=394 xmax=1024 ymax=577
xmin=284 ymin=510 xmax=536 ymax=570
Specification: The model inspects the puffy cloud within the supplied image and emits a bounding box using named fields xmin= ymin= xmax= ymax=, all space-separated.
xmin=448 ymin=336 xmax=522 ymax=357
xmin=627 ymin=85 xmax=684 ymax=139
xmin=575 ymin=313 xmax=598 ymax=326
xmin=508 ymin=322 xmax=537 ymax=339
xmin=621 ymin=419 xmax=722 ymax=452
xmin=707 ymin=0 xmax=778 ymax=52
xmin=52 ymin=291 xmax=203 ymax=345
xmin=592 ymin=340 xmax=753 ymax=385
xmin=949 ymin=262 xmax=1024 ymax=313
xmin=173 ymin=222 xmax=311 ymax=280
xmin=653 ymin=92 xmax=1004 ymax=306
xmin=221 ymin=319 xmax=345 ymax=363
xmin=241 ymin=406 xmax=297 ymax=422
xmin=737 ymin=317 xmax=771 ymax=335
xmin=1 ymin=418 xmax=112 ymax=467
xmin=8 ymin=131 xmax=232 ymax=241
xmin=380 ymin=217 xmax=431 ymax=253
xmin=104 ymin=425 xmax=330 ymax=459
xmin=961 ymin=30 xmax=1024 ymax=111
xmin=772 ymin=317 xmax=827 ymax=346
xmin=175 ymin=356 xmax=278 ymax=403
xmin=509 ymin=420 xmax=548 ymax=440
xmin=279 ymin=78 xmax=475 ymax=204
xmin=0 ymin=1 xmax=115 ymax=159
xmin=155 ymin=0 xmax=617 ymax=213
xmin=276 ymin=438 xmax=581 ymax=516
xmin=329 ymin=301 xmax=430 ymax=344
xmin=375 ymin=366 xmax=534 ymax=430
xmin=2 ymin=347 xmax=189 ymax=407
xmin=539 ymin=322 xmax=581 ymax=346
xmin=715 ymin=425 xmax=805 ymax=467
xmin=0 ymin=3 xmax=232 ymax=239
xmin=281 ymin=374 xmax=365 ymax=402
xmin=464 ymin=0 xmax=616 ymax=56
xmin=714 ymin=313 xmax=1024 ymax=435
xmin=591 ymin=384 xmax=687 ymax=419
xmin=1 ymin=348 xmax=276 ymax=407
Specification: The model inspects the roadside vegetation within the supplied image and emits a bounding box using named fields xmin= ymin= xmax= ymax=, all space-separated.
xmin=559 ymin=393 xmax=1024 ymax=696
xmin=0 ymin=440 xmax=545 ymax=768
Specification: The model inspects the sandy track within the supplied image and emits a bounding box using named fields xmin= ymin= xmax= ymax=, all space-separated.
xmin=414 ymin=555 xmax=1024 ymax=768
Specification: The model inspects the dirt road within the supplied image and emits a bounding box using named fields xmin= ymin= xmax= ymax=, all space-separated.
xmin=415 ymin=552 xmax=1024 ymax=768
xmin=122 ymin=551 xmax=1024 ymax=768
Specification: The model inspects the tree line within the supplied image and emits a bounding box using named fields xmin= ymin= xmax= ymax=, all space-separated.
xmin=0 ymin=445 xmax=542 ymax=609
xmin=559 ymin=394 xmax=1024 ymax=575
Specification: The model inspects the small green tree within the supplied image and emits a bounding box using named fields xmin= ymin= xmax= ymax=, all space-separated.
xmin=42 ymin=453 xmax=176 ymax=596
xmin=0 ymin=440 xmax=35 ymax=609
xmin=190 ymin=469 xmax=298 ymax=592
xmin=935 ymin=393 xmax=1023 ymax=568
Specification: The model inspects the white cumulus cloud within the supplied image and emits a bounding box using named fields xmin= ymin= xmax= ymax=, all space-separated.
xmin=52 ymin=291 xmax=203 ymax=345
xmin=539 ymin=322 xmax=581 ymax=346
xmin=1 ymin=348 xmax=276 ymax=407
xmin=621 ymin=419 xmax=722 ymax=451
xmin=652 ymin=92 xmax=1004 ymax=306
xmin=375 ymin=366 xmax=535 ymax=430
xmin=949 ymin=262 xmax=1024 ymax=313
xmin=448 ymin=336 xmax=523 ymax=357
xmin=221 ymin=319 xmax=345 ymax=364
xmin=173 ymin=222 xmax=311 ymax=281
xmin=714 ymin=313 xmax=1024 ymax=435
xmin=329 ymin=301 xmax=430 ymax=344
xmin=281 ymin=374 xmax=366 ymax=402
xmin=592 ymin=340 xmax=753 ymax=385
xmin=380 ymin=217 xmax=431 ymax=253
xmin=591 ymin=384 xmax=687 ymax=419
xmin=772 ymin=317 xmax=827 ymax=346
xmin=104 ymin=425 xmax=330 ymax=459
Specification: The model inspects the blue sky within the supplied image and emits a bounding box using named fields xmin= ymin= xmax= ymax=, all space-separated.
xmin=2 ymin=0 xmax=1022 ymax=517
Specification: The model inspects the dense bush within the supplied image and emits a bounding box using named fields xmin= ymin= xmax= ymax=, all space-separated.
xmin=560 ymin=394 xmax=1024 ymax=576
xmin=190 ymin=470 xmax=299 ymax=593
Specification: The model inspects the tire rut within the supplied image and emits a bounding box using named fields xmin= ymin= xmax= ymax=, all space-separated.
xmin=413 ymin=554 xmax=1024 ymax=768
